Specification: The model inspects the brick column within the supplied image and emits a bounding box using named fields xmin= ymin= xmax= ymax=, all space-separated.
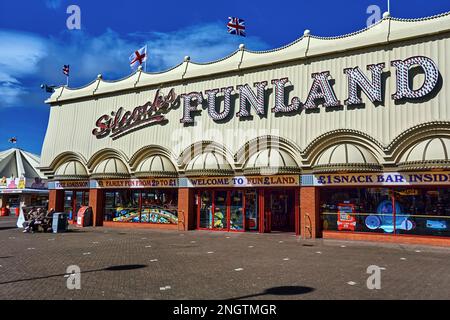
xmin=178 ymin=188 xmax=195 ymax=231
xmin=295 ymin=187 xmax=301 ymax=236
xmin=300 ymin=187 xmax=321 ymax=239
xmin=48 ymin=189 xmax=64 ymax=212
xmin=258 ymin=189 xmax=266 ymax=233
xmin=89 ymin=189 xmax=104 ymax=227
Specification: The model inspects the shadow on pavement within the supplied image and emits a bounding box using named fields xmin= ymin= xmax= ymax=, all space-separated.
xmin=0 ymin=226 xmax=18 ymax=231
xmin=229 ymin=286 xmax=315 ymax=300
xmin=0 ymin=264 xmax=147 ymax=285
xmin=104 ymin=265 xmax=147 ymax=271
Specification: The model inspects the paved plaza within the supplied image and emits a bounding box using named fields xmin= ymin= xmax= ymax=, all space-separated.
xmin=0 ymin=216 xmax=449 ymax=300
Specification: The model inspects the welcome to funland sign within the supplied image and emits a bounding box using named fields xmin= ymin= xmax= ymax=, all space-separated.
xmin=92 ymin=56 xmax=440 ymax=139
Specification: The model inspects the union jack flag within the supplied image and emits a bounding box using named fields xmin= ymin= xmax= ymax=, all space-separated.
xmin=227 ymin=17 xmax=246 ymax=37
xmin=62 ymin=65 xmax=70 ymax=76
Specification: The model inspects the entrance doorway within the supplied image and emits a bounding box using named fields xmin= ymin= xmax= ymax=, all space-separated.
xmin=196 ymin=189 xmax=259 ymax=232
xmin=265 ymin=189 xmax=295 ymax=232
xmin=64 ymin=190 xmax=89 ymax=222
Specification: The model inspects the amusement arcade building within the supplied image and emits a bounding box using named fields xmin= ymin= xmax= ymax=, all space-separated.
xmin=41 ymin=13 xmax=450 ymax=245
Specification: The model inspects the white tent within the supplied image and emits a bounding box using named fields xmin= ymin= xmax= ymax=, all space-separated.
xmin=0 ymin=148 xmax=46 ymax=180
xmin=0 ymin=149 xmax=48 ymax=227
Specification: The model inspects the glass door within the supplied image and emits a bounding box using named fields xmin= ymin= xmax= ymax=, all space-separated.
xmin=230 ymin=191 xmax=244 ymax=231
xmin=268 ymin=189 xmax=295 ymax=232
xmin=245 ymin=190 xmax=258 ymax=231
xmin=199 ymin=191 xmax=213 ymax=229
xmin=213 ymin=191 xmax=228 ymax=230
xmin=197 ymin=189 xmax=253 ymax=232
xmin=64 ymin=191 xmax=74 ymax=220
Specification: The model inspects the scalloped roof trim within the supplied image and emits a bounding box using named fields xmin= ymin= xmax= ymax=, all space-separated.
xmin=46 ymin=11 xmax=450 ymax=104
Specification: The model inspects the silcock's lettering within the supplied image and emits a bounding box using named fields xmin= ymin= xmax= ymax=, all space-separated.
xmin=92 ymin=88 xmax=176 ymax=140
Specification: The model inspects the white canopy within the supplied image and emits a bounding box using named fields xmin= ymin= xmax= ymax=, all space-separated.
xmin=0 ymin=148 xmax=45 ymax=179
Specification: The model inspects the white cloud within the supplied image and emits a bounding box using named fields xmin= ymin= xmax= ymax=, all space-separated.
xmin=135 ymin=22 xmax=269 ymax=70
xmin=0 ymin=31 xmax=47 ymax=76
xmin=0 ymin=82 xmax=27 ymax=106
xmin=38 ymin=29 xmax=135 ymax=83
xmin=0 ymin=71 xmax=19 ymax=83
xmin=0 ymin=30 xmax=48 ymax=107
xmin=41 ymin=22 xmax=269 ymax=81
xmin=0 ymin=22 xmax=270 ymax=107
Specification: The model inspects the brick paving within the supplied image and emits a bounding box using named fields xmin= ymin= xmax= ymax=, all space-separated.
xmin=0 ymin=215 xmax=449 ymax=300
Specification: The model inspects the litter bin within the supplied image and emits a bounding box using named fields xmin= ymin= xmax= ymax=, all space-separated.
xmin=76 ymin=206 xmax=93 ymax=227
xmin=52 ymin=212 xmax=68 ymax=233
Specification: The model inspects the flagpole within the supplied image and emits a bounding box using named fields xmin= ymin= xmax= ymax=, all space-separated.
xmin=144 ymin=44 xmax=148 ymax=72
xmin=388 ymin=0 xmax=390 ymax=14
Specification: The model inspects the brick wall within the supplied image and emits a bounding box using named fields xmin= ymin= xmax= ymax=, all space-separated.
xmin=48 ymin=189 xmax=64 ymax=212
xmin=295 ymin=188 xmax=300 ymax=235
xmin=178 ymin=188 xmax=195 ymax=231
xmin=300 ymin=187 xmax=321 ymax=239
xmin=89 ymin=189 xmax=104 ymax=227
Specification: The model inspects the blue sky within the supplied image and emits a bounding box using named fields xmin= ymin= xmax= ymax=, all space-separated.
xmin=0 ymin=0 xmax=449 ymax=155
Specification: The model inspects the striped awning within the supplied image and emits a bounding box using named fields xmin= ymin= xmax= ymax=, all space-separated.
xmin=398 ymin=137 xmax=450 ymax=171
xmin=313 ymin=143 xmax=382 ymax=173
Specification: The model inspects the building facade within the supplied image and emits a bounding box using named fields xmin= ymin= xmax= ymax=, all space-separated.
xmin=41 ymin=13 xmax=450 ymax=245
xmin=0 ymin=149 xmax=48 ymax=216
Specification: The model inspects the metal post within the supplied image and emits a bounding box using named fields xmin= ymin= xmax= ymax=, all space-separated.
xmin=144 ymin=45 xmax=148 ymax=72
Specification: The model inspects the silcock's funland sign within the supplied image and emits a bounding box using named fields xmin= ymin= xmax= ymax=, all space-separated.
xmin=92 ymin=56 xmax=440 ymax=139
